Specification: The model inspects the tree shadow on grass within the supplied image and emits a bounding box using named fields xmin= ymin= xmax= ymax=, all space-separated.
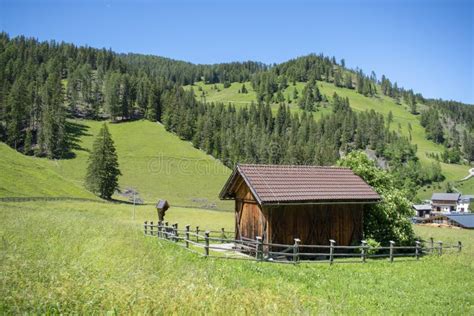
xmin=62 ymin=121 xmax=93 ymax=159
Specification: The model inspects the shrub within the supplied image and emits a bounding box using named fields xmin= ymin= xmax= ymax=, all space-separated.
xmin=338 ymin=151 xmax=416 ymax=245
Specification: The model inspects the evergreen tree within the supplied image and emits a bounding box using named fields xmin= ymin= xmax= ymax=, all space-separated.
xmin=104 ymin=72 xmax=122 ymax=121
xmin=387 ymin=111 xmax=394 ymax=127
xmin=39 ymin=70 xmax=66 ymax=158
xmin=462 ymin=130 xmax=474 ymax=162
xmin=334 ymin=70 xmax=342 ymax=87
xmin=344 ymin=73 xmax=352 ymax=89
xmin=85 ymin=123 xmax=121 ymax=199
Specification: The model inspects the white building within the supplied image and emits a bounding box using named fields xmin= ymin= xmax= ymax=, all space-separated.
xmin=457 ymin=195 xmax=473 ymax=213
xmin=430 ymin=193 xmax=472 ymax=213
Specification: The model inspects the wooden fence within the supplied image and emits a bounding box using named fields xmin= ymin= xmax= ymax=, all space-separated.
xmin=143 ymin=221 xmax=463 ymax=264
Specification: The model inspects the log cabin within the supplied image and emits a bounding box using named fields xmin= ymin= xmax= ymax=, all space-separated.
xmin=219 ymin=164 xmax=381 ymax=249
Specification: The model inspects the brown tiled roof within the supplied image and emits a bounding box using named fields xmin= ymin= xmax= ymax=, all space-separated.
xmin=220 ymin=164 xmax=381 ymax=205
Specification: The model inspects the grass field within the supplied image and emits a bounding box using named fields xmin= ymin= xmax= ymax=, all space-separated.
xmin=0 ymin=143 xmax=96 ymax=199
xmin=1 ymin=200 xmax=473 ymax=314
xmin=186 ymin=81 xmax=474 ymax=199
xmin=36 ymin=120 xmax=233 ymax=209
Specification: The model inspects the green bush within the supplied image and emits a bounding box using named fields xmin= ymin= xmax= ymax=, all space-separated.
xmin=338 ymin=151 xmax=416 ymax=245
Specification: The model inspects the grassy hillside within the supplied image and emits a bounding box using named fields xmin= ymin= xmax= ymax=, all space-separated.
xmin=45 ymin=120 xmax=232 ymax=209
xmin=1 ymin=200 xmax=473 ymax=314
xmin=186 ymin=81 xmax=473 ymax=199
xmin=0 ymin=143 xmax=95 ymax=199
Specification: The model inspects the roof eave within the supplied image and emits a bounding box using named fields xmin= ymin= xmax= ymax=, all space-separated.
xmin=261 ymin=198 xmax=381 ymax=206
xmin=218 ymin=164 xmax=264 ymax=205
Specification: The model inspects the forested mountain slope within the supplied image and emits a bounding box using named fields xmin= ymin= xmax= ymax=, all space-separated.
xmin=1 ymin=33 xmax=472 ymax=202
xmin=185 ymin=80 xmax=473 ymax=198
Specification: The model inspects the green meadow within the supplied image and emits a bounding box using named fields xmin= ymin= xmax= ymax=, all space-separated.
xmin=0 ymin=116 xmax=473 ymax=313
xmin=186 ymin=81 xmax=473 ymax=199
xmin=1 ymin=199 xmax=473 ymax=314
xmin=43 ymin=120 xmax=232 ymax=209
xmin=0 ymin=85 xmax=472 ymax=313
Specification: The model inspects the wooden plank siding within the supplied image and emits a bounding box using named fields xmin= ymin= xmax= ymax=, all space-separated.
xmin=265 ymin=204 xmax=363 ymax=246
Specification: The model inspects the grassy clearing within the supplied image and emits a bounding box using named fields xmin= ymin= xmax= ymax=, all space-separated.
xmin=1 ymin=200 xmax=473 ymax=314
xmin=41 ymin=120 xmax=232 ymax=209
xmin=186 ymin=81 xmax=473 ymax=198
xmin=0 ymin=143 xmax=95 ymax=199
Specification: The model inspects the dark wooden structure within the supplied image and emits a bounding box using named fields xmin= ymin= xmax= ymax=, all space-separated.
xmin=219 ymin=164 xmax=381 ymax=248
xmin=156 ymin=199 xmax=170 ymax=221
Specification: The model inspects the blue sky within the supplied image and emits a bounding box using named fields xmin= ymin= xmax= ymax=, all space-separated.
xmin=1 ymin=0 xmax=473 ymax=103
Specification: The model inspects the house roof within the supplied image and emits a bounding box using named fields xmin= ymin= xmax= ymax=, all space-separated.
xmin=446 ymin=214 xmax=474 ymax=228
xmin=431 ymin=193 xmax=460 ymax=201
xmin=460 ymin=195 xmax=474 ymax=202
xmin=219 ymin=164 xmax=381 ymax=205
xmin=412 ymin=204 xmax=432 ymax=211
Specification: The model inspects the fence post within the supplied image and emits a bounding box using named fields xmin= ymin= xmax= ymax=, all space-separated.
xmin=389 ymin=241 xmax=395 ymax=262
xmin=144 ymin=221 xmax=148 ymax=235
xmin=458 ymin=241 xmax=462 ymax=252
xmin=294 ymin=238 xmax=301 ymax=264
xmin=204 ymin=231 xmax=210 ymax=257
xmin=150 ymin=221 xmax=154 ymax=237
xmin=438 ymin=241 xmax=443 ymax=256
xmin=170 ymin=224 xmax=175 ymax=242
xmin=158 ymin=221 xmax=162 ymax=238
xmin=185 ymin=225 xmax=190 ymax=248
xmin=174 ymin=223 xmax=179 ymax=242
xmin=255 ymin=236 xmax=263 ymax=260
xmin=361 ymin=240 xmax=367 ymax=263
xmin=329 ymin=239 xmax=335 ymax=265
xmin=221 ymin=228 xmax=225 ymax=243
xmin=415 ymin=241 xmax=420 ymax=260
xmin=164 ymin=222 xmax=169 ymax=240
xmin=430 ymin=237 xmax=434 ymax=253
xmin=196 ymin=226 xmax=200 ymax=242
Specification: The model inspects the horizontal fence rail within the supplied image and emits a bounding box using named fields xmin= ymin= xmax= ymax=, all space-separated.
xmin=143 ymin=221 xmax=463 ymax=264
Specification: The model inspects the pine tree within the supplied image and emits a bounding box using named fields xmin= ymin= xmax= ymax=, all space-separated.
xmin=104 ymin=72 xmax=122 ymax=121
xmin=85 ymin=123 xmax=121 ymax=199
xmin=39 ymin=71 xmax=66 ymax=158
xmin=344 ymin=73 xmax=352 ymax=89
xmin=387 ymin=111 xmax=394 ymax=127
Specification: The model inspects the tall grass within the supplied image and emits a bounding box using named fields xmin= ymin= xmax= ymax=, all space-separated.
xmin=1 ymin=200 xmax=473 ymax=314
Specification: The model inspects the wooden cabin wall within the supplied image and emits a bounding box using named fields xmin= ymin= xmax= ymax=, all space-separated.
xmin=233 ymin=175 xmax=269 ymax=242
xmin=267 ymin=204 xmax=364 ymax=246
